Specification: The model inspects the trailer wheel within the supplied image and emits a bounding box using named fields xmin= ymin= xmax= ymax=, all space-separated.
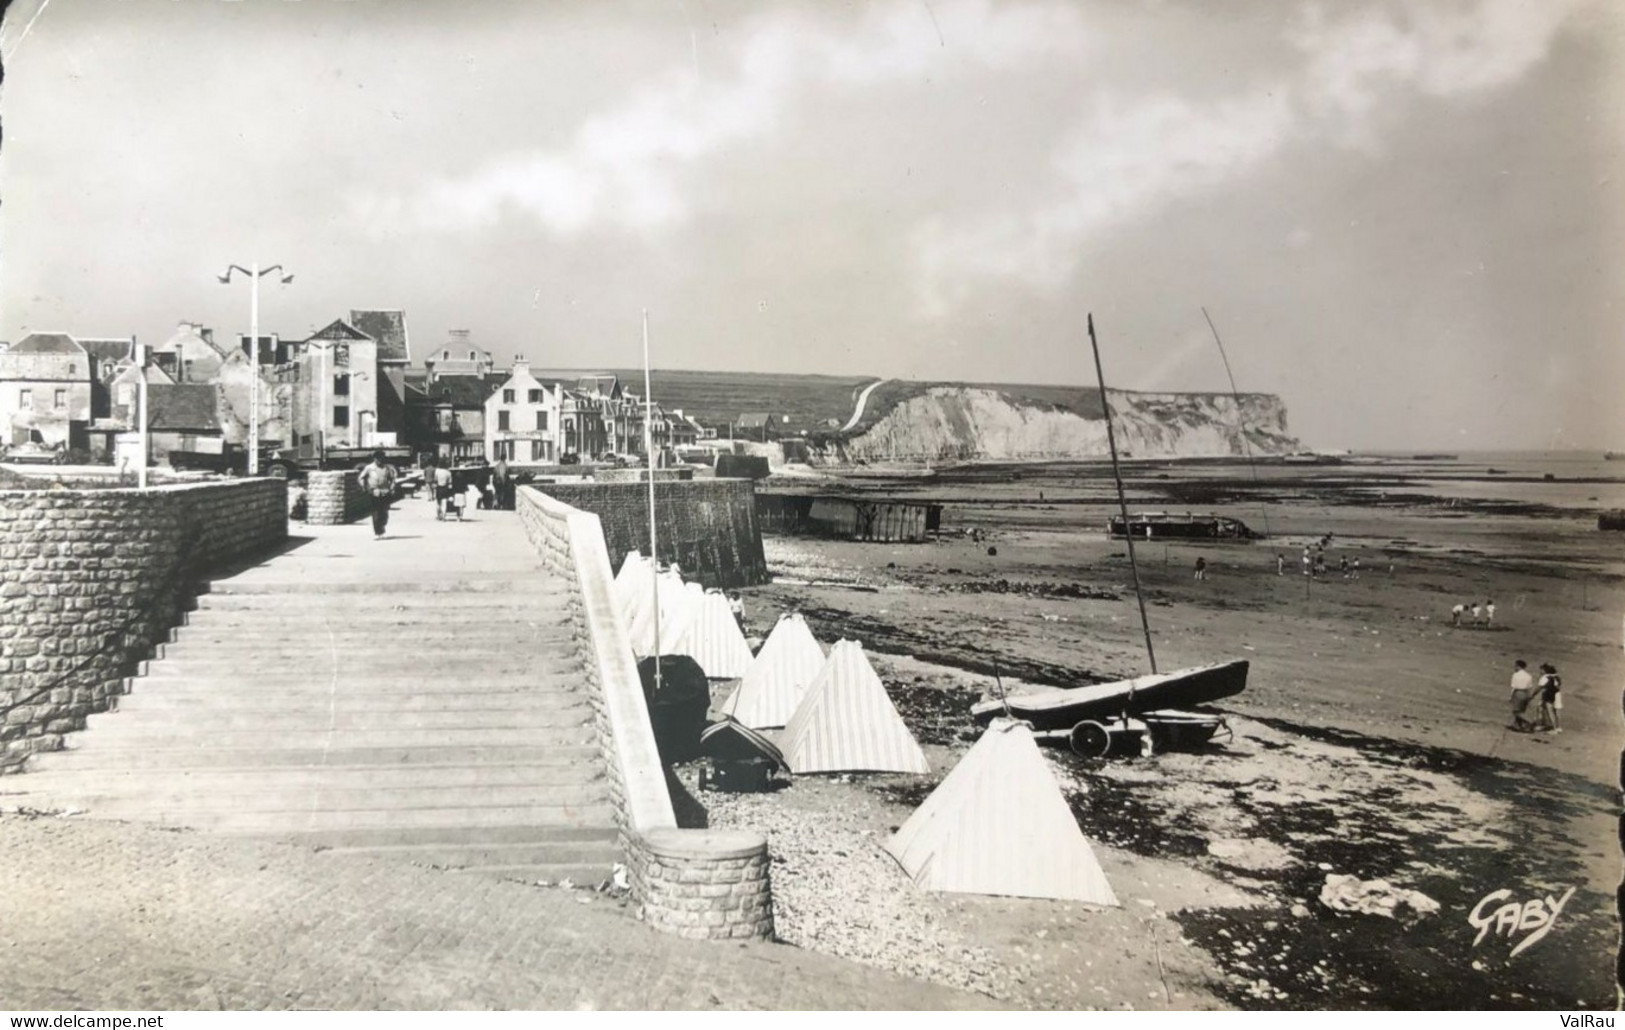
xmin=1069 ymin=720 xmax=1112 ymax=758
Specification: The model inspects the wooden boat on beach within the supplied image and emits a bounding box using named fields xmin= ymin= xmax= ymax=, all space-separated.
xmin=970 ymin=660 xmax=1249 ymax=732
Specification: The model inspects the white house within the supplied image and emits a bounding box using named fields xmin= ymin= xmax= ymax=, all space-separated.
xmin=485 ymin=357 xmax=559 ymax=464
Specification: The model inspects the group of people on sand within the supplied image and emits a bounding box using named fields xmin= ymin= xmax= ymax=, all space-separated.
xmin=1451 ymin=599 xmax=1497 ymax=628
xmin=1275 ymin=536 xmax=1360 ymax=580
xmin=1508 ymin=659 xmax=1562 ymax=733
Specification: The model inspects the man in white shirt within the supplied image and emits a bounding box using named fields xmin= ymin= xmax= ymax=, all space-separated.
xmin=1508 ymin=659 xmax=1535 ymax=731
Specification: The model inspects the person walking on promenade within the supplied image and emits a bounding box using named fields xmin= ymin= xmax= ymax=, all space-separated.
xmin=1351 ymin=556 xmax=1361 ymax=579
xmin=492 ymin=458 xmax=512 ymax=510
xmin=1276 ymin=553 xmax=1286 ymax=576
xmin=1486 ymin=599 xmax=1496 ymax=627
xmin=1302 ymin=548 xmax=1312 ymax=577
xmin=433 ymin=462 xmax=455 ymax=521
xmin=1194 ymin=556 xmax=1207 ymax=582
xmin=1451 ymin=601 xmax=1466 ymax=627
xmin=1339 ymin=556 xmax=1350 ymax=578
xmin=1509 ymin=659 xmax=1536 ymax=732
xmin=1471 ymin=601 xmax=1484 ymax=627
xmin=1536 ymin=663 xmax=1562 ymax=732
xmin=357 ymin=450 xmax=398 ymax=540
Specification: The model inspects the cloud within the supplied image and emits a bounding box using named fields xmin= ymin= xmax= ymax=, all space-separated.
xmin=911 ymin=0 xmax=1589 ymax=313
xmin=914 ymin=89 xmax=1294 ymax=315
xmin=351 ymin=0 xmax=1088 ymax=237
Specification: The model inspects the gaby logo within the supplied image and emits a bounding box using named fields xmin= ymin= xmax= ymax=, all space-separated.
xmin=1467 ymin=886 xmax=1576 ymax=958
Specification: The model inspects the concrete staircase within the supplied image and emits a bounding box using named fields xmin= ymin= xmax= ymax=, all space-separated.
xmin=10 ymin=577 xmax=622 ymax=886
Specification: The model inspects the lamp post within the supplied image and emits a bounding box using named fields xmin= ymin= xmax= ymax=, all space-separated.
xmin=218 ymin=263 xmax=293 ymax=475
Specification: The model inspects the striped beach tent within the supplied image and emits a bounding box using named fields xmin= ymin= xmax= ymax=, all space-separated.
xmin=626 ymin=569 xmax=694 ymax=658
xmin=614 ymin=552 xmax=653 ymax=619
xmin=884 ymin=719 xmax=1117 ymax=905
xmin=673 ymin=590 xmax=754 ymax=679
xmin=780 ymin=639 xmax=929 ymax=775
xmin=719 ymin=613 xmax=826 ymax=728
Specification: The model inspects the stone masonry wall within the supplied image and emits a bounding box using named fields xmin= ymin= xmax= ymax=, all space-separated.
xmin=516 ymin=487 xmax=773 ymax=942
xmin=0 ymin=479 xmax=288 ymax=771
xmin=305 ymin=470 xmax=367 ymax=526
xmin=538 ymin=480 xmax=767 ymax=589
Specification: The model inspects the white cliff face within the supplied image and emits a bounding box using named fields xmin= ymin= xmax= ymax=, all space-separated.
xmin=835 ymin=387 xmax=1297 ymax=462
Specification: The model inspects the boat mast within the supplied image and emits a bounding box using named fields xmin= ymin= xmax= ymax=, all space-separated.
xmin=1200 ymin=306 xmax=1271 ymax=540
xmin=1087 ymin=313 xmax=1158 ymax=676
xmin=643 ymin=309 xmax=661 ymax=694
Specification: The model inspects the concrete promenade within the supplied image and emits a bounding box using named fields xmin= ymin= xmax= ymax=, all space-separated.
xmin=0 ymin=495 xmax=991 ymax=1010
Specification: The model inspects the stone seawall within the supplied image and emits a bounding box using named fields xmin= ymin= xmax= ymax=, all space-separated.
xmin=515 ymin=486 xmax=774 ymax=941
xmin=538 ymin=480 xmax=767 ymax=589
xmin=0 ymin=480 xmax=288 ymax=771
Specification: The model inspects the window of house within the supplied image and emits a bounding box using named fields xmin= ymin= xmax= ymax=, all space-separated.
xmin=502 ymin=389 xmax=515 ymax=404
xmin=535 ymin=411 xmax=548 ymax=431
xmin=19 ymin=389 xmax=31 ymax=407
xmin=54 ymin=389 xmax=66 ymax=409
xmin=333 ymin=405 xmax=350 ymax=428
xmin=468 ymin=351 xmax=476 ymax=361
xmin=334 ymin=375 xmax=350 ymax=397
xmin=531 ymin=440 xmax=547 ymax=461
xmin=497 ymin=410 xmax=510 ymax=431
xmin=528 ymin=389 xmax=542 ymax=403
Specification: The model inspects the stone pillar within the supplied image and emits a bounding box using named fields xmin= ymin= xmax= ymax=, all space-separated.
xmin=636 ymin=828 xmax=774 ymax=941
xmin=305 ymin=471 xmax=364 ymax=525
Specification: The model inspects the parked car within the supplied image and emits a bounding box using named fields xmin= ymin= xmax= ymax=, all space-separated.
xmin=3 ymin=442 xmax=67 ymax=465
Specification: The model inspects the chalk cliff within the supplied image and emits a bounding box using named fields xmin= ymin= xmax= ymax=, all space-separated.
xmin=831 ymin=387 xmax=1298 ymax=462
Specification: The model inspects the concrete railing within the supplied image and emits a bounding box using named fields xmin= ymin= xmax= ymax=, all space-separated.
xmin=516 ymin=486 xmax=774 ymax=941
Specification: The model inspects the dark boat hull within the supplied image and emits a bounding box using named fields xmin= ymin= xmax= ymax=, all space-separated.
xmin=972 ymin=660 xmax=1249 ymax=732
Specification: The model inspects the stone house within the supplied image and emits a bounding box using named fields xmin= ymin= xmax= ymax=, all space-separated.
xmin=0 ymin=333 xmax=93 ymax=450
xmin=152 ymin=322 xmax=227 ymax=385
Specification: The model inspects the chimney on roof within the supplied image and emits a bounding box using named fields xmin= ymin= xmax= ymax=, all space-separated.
xmin=513 ymin=353 xmax=529 ymax=375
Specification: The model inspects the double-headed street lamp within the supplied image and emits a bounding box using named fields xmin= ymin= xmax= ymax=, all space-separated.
xmin=218 ymin=263 xmax=294 ymax=475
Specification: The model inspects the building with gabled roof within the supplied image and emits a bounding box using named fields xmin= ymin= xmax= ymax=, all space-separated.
xmin=351 ymin=310 xmax=411 ymax=440
xmin=0 ymin=332 xmax=93 ymax=449
xmin=153 ymin=322 xmax=227 ymax=385
xmin=485 ymin=356 xmax=559 ymax=464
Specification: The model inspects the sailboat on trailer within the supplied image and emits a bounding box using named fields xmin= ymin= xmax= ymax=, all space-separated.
xmin=971 ymin=313 xmax=1248 ymax=756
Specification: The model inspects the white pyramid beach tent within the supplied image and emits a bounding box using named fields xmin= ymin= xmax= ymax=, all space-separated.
xmin=614 ymin=552 xmax=653 ymax=620
xmin=884 ymin=719 xmax=1117 ymax=905
xmin=719 ymin=613 xmax=827 ymax=728
xmin=780 ymin=639 xmax=929 ymax=775
xmin=626 ymin=568 xmax=694 ymax=658
xmin=673 ymin=590 xmax=754 ymax=679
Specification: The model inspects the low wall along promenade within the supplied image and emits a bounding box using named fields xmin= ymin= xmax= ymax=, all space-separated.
xmin=516 ymin=486 xmax=774 ymax=941
xmin=538 ymin=479 xmax=767 ymax=589
xmin=0 ymin=479 xmax=288 ymax=771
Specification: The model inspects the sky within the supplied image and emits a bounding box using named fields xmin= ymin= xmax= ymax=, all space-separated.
xmin=1 ymin=0 xmax=1621 ymax=450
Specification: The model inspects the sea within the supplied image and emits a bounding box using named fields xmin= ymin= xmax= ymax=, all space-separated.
xmin=1352 ymin=450 xmax=1625 ymax=512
